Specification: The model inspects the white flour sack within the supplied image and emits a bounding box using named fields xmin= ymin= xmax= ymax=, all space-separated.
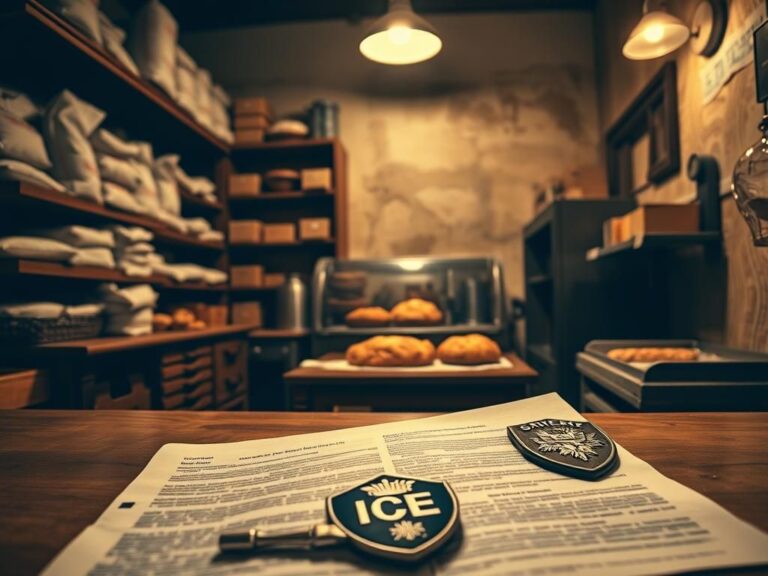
xmin=129 ymin=0 xmax=178 ymax=99
xmin=175 ymin=46 xmax=197 ymax=115
xmin=131 ymin=142 xmax=161 ymax=212
xmin=98 ymin=12 xmax=139 ymax=76
xmin=44 ymin=0 xmax=102 ymax=45
xmin=43 ymin=90 xmax=105 ymax=204
xmin=194 ymin=68 xmax=212 ymax=128
xmin=153 ymin=154 xmax=180 ymax=215
xmin=0 ymin=110 xmax=52 ymax=170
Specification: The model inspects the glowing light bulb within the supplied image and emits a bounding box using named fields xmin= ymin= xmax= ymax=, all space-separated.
xmin=642 ymin=23 xmax=665 ymax=43
xmin=387 ymin=25 xmax=413 ymax=45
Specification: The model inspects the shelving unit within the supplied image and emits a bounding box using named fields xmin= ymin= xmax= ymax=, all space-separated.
xmin=585 ymin=232 xmax=721 ymax=261
xmin=226 ymin=138 xmax=348 ymax=329
xmin=523 ymin=199 xmax=634 ymax=406
xmin=0 ymin=2 xmax=258 ymax=411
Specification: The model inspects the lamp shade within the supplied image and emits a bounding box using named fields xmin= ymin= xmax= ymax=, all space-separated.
xmin=622 ymin=9 xmax=691 ymax=60
xmin=360 ymin=0 xmax=442 ymax=65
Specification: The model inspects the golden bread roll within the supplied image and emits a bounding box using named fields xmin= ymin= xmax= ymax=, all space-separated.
xmin=346 ymin=336 xmax=436 ymax=367
xmin=345 ymin=306 xmax=392 ymax=327
xmin=607 ymin=347 xmax=699 ymax=363
xmin=391 ymin=298 xmax=443 ymax=326
xmin=437 ymin=334 xmax=502 ymax=365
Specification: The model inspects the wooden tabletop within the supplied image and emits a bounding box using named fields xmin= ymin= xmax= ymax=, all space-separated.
xmin=1 ymin=411 xmax=766 ymax=575
xmin=284 ymin=352 xmax=538 ymax=385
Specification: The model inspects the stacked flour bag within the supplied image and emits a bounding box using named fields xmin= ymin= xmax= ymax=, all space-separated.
xmin=109 ymin=225 xmax=156 ymax=277
xmin=90 ymin=128 xmax=147 ymax=214
xmin=44 ymin=90 xmax=105 ymax=204
xmin=152 ymin=153 xmax=189 ymax=233
xmin=129 ymin=0 xmax=178 ymax=99
xmin=98 ymin=11 xmax=139 ymax=75
xmin=99 ymin=283 xmax=157 ymax=336
xmin=172 ymin=162 xmax=217 ymax=205
xmin=149 ymin=253 xmax=227 ymax=285
xmin=0 ymin=87 xmax=67 ymax=193
xmin=36 ymin=225 xmax=115 ymax=269
xmin=209 ymin=84 xmax=234 ymax=144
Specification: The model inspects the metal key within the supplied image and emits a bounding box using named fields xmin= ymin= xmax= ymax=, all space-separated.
xmin=219 ymin=474 xmax=460 ymax=563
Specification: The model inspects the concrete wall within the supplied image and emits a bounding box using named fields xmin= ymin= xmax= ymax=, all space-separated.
xmin=595 ymin=0 xmax=768 ymax=352
xmin=183 ymin=11 xmax=601 ymax=298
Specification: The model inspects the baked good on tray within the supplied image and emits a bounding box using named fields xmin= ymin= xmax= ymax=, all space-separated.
xmin=345 ymin=306 xmax=392 ymax=327
xmin=607 ymin=347 xmax=699 ymax=363
xmin=346 ymin=336 xmax=436 ymax=367
xmin=437 ymin=334 xmax=502 ymax=365
xmin=391 ymin=298 xmax=443 ymax=326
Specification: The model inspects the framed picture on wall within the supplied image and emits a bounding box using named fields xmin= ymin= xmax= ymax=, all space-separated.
xmin=605 ymin=62 xmax=681 ymax=197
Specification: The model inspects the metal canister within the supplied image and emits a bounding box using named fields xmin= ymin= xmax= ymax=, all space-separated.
xmin=277 ymin=274 xmax=309 ymax=329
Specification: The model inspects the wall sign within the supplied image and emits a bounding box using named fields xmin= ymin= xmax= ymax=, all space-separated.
xmin=700 ymin=1 xmax=767 ymax=105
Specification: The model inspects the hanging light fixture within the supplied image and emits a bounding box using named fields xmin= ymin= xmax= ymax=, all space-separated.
xmin=359 ymin=0 xmax=442 ymax=65
xmin=622 ymin=0 xmax=691 ymax=60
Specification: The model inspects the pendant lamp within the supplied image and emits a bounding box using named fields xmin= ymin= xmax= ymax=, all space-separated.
xmin=360 ymin=0 xmax=442 ymax=65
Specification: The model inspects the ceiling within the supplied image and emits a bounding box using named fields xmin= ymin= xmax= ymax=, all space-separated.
xmin=121 ymin=0 xmax=596 ymax=32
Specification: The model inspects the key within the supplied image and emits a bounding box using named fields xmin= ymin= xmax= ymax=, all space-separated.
xmin=219 ymin=474 xmax=460 ymax=563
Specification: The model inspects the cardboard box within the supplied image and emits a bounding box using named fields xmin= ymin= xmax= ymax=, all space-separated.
xmin=234 ymin=97 xmax=272 ymax=118
xmin=195 ymin=304 xmax=228 ymax=327
xmin=300 ymin=168 xmax=333 ymax=191
xmin=263 ymin=223 xmax=296 ymax=244
xmin=231 ymin=265 xmax=264 ymax=288
xmin=234 ymin=129 xmax=265 ymax=146
xmin=229 ymin=220 xmax=263 ymax=244
xmin=299 ymin=217 xmax=332 ymax=240
xmin=628 ymin=204 xmax=699 ymax=238
xmin=234 ymin=114 xmax=271 ymax=130
xmin=232 ymin=302 xmax=263 ymax=326
xmin=263 ymin=273 xmax=286 ymax=288
xmin=229 ymin=173 xmax=262 ymax=197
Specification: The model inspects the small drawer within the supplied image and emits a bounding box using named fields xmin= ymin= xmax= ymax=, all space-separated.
xmin=162 ymin=393 xmax=187 ymax=410
xmin=93 ymin=374 xmax=151 ymax=410
xmin=186 ymin=381 xmax=213 ymax=400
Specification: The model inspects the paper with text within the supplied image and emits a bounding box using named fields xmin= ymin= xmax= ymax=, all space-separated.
xmin=44 ymin=394 xmax=768 ymax=575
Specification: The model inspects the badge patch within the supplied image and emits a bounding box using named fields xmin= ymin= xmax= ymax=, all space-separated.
xmin=507 ymin=418 xmax=619 ymax=480
xmin=326 ymin=474 xmax=460 ymax=562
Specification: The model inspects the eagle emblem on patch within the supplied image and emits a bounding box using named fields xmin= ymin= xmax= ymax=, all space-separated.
xmin=326 ymin=474 xmax=460 ymax=562
xmin=507 ymin=418 xmax=619 ymax=480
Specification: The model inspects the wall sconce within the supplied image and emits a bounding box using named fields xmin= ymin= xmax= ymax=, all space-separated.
xmin=623 ymin=0 xmax=727 ymax=61
xmin=359 ymin=0 xmax=442 ymax=65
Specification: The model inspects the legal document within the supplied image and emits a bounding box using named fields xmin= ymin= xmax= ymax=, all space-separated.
xmin=44 ymin=393 xmax=768 ymax=575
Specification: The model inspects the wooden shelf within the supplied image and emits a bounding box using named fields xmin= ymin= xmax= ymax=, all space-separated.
xmin=179 ymin=188 xmax=223 ymax=212
xmin=4 ymin=324 xmax=259 ymax=359
xmin=586 ymin=232 xmax=722 ymax=261
xmin=249 ymin=328 xmax=311 ymax=339
xmin=16 ymin=0 xmax=228 ymax=154
xmin=232 ymin=138 xmax=337 ymax=152
xmin=231 ymin=239 xmax=336 ymax=248
xmin=229 ymin=190 xmax=334 ymax=202
xmin=230 ymin=285 xmax=279 ymax=293
xmin=0 ymin=259 xmax=226 ymax=291
xmin=0 ymin=182 xmax=224 ymax=251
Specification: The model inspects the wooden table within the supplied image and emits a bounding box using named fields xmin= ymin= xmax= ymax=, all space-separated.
xmin=284 ymin=352 xmax=538 ymax=411
xmin=1 ymin=411 xmax=766 ymax=575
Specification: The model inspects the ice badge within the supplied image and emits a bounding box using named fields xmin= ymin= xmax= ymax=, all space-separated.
xmin=326 ymin=474 xmax=460 ymax=562
xmin=507 ymin=418 xmax=619 ymax=480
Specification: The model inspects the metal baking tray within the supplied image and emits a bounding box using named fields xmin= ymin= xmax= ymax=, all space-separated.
xmin=584 ymin=339 xmax=768 ymax=382
xmin=577 ymin=340 xmax=768 ymax=411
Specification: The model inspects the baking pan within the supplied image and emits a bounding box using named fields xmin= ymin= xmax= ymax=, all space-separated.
xmin=584 ymin=339 xmax=768 ymax=382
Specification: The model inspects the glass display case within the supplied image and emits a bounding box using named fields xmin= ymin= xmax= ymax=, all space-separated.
xmin=311 ymin=256 xmax=508 ymax=354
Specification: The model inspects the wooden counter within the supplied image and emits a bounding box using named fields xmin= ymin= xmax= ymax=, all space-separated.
xmin=284 ymin=352 xmax=538 ymax=411
xmin=1 ymin=411 xmax=765 ymax=575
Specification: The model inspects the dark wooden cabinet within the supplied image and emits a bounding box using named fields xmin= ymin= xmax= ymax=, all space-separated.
xmin=523 ymin=200 xmax=634 ymax=406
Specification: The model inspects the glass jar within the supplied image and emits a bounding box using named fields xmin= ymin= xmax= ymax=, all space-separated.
xmin=732 ymin=116 xmax=768 ymax=246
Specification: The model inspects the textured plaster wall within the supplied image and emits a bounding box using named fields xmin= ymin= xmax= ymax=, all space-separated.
xmin=595 ymin=0 xmax=768 ymax=351
xmin=184 ymin=12 xmax=601 ymax=298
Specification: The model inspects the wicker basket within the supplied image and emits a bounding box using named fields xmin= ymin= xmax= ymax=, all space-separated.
xmin=0 ymin=313 xmax=103 ymax=345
